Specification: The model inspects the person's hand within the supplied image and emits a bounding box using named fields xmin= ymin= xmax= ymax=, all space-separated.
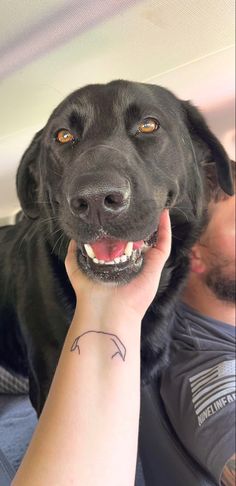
xmin=65 ymin=209 xmax=171 ymax=322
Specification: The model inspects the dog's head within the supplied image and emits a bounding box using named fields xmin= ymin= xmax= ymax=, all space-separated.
xmin=16 ymin=81 xmax=233 ymax=284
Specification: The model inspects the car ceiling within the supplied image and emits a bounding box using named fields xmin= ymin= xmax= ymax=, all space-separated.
xmin=0 ymin=0 xmax=235 ymax=218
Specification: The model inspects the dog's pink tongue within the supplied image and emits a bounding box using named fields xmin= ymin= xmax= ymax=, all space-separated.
xmin=90 ymin=239 xmax=126 ymax=261
xmin=90 ymin=239 xmax=143 ymax=261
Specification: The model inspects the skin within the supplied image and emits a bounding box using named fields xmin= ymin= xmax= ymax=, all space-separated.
xmin=221 ymin=453 xmax=236 ymax=486
xmin=12 ymin=210 xmax=171 ymax=486
xmin=182 ymin=194 xmax=235 ymax=326
xmin=182 ymin=193 xmax=235 ymax=485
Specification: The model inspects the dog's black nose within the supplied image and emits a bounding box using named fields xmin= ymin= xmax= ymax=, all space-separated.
xmin=69 ymin=174 xmax=131 ymax=224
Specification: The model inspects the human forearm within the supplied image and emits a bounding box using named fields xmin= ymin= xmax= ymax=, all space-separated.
xmin=13 ymin=307 xmax=141 ymax=486
xmin=13 ymin=210 xmax=171 ymax=486
xmin=220 ymin=453 xmax=236 ymax=486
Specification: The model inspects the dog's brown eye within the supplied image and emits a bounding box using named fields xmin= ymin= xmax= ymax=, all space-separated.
xmin=138 ymin=118 xmax=159 ymax=133
xmin=56 ymin=129 xmax=74 ymax=144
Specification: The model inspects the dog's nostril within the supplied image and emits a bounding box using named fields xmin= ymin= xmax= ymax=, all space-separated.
xmin=104 ymin=192 xmax=128 ymax=211
xmin=104 ymin=193 xmax=124 ymax=209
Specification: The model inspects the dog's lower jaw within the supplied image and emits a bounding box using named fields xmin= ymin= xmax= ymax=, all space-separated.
xmin=76 ymin=247 xmax=144 ymax=284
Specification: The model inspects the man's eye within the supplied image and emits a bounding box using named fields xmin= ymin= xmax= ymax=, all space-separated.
xmin=56 ymin=129 xmax=75 ymax=144
xmin=138 ymin=118 xmax=160 ymax=133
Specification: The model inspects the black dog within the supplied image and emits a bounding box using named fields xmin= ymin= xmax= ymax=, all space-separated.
xmin=0 ymin=81 xmax=233 ymax=415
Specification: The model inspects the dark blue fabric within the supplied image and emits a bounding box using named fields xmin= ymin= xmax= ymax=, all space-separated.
xmin=0 ymin=447 xmax=14 ymax=486
xmin=0 ymin=395 xmax=37 ymax=472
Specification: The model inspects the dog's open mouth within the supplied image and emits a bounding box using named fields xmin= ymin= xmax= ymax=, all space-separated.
xmin=76 ymin=230 xmax=157 ymax=283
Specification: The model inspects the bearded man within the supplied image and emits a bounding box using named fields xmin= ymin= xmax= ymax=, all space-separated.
xmin=161 ymin=161 xmax=236 ymax=486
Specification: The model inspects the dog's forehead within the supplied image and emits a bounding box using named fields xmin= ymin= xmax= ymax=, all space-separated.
xmin=58 ymin=81 xmax=178 ymax=120
xmin=110 ymin=81 xmax=177 ymax=114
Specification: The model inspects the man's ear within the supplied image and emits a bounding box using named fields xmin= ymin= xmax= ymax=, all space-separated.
xmin=189 ymin=244 xmax=206 ymax=274
xmin=16 ymin=129 xmax=43 ymax=219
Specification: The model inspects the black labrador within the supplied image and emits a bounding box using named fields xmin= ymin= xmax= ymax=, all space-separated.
xmin=0 ymin=81 xmax=233 ymax=415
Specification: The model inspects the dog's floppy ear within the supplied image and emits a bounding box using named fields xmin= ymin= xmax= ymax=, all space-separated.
xmin=16 ymin=129 xmax=43 ymax=219
xmin=182 ymin=101 xmax=234 ymax=196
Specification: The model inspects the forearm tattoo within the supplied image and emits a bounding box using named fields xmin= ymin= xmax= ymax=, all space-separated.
xmin=71 ymin=331 xmax=126 ymax=361
xmin=221 ymin=453 xmax=235 ymax=486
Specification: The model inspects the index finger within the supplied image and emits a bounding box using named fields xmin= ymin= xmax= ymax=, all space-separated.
xmin=65 ymin=240 xmax=80 ymax=282
xmin=153 ymin=208 xmax=172 ymax=263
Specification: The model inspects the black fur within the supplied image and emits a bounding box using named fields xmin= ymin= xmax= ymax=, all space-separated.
xmin=0 ymin=81 xmax=233 ymax=415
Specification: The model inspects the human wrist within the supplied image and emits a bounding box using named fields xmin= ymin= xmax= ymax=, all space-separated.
xmin=72 ymin=304 xmax=141 ymax=333
xmin=64 ymin=301 xmax=141 ymax=377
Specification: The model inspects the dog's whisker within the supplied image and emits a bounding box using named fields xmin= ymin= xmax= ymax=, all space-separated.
xmin=36 ymin=202 xmax=53 ymax=205
xmin=18 ymin=223 xmax=39 ymax=252
xmin=171 ymin=206 xmax=189 ymax=222
xmin=58 ymin=234 xmax=67 ymax=259
xmin=35 ymin=216 xmax=61 ymax=231
xmin=51 ymin=232 xmax=65 ymax=255
xmin=50 ymin=227 xmax=64 ymax=238
xmin=38 ymin=216 xmax=59 ymax=225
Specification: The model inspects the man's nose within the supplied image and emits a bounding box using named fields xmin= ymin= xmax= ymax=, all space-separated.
xmin=69 ymin=173 xmax=131 ymax=224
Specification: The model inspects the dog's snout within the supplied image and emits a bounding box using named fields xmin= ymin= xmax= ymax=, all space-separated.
xmin=69 ymin=174 xmax=131 ymax=224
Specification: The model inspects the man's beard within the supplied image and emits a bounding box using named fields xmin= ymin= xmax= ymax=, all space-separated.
xmin=205 ymin=265 xmax=236 ymax=303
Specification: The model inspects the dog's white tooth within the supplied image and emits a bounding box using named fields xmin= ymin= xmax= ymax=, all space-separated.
xmin=93 ymin=257 xmax=99 ymax=264
xmin=124 ymin=241 xmax=133 ymax=257
xmin=120 ymin=255 xmax=128 ymax=262
xmin=84 ymin=243 xmax=95 ymax=259
xmin=114 ymin=257 xmax=121 ymax=264
xmin=105 ymin=261 xmax=115 ymax=265
xmin=98 ymin=260 xmax=105 ymax=265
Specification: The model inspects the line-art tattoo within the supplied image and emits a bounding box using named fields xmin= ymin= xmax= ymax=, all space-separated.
xmin=71 ymin=331 xmax=126 ymax=361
